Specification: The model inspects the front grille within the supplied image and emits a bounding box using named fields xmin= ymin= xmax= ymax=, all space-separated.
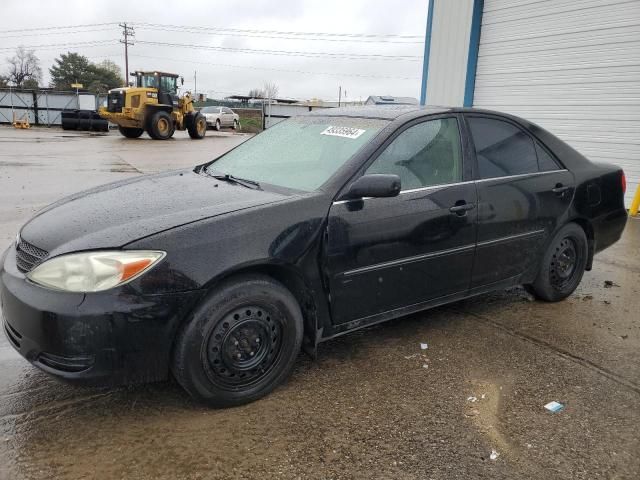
xmin=16 ymin=240 xmax=48 ymax=273
xmin=107 ymin=90 xmax=125 ymax=113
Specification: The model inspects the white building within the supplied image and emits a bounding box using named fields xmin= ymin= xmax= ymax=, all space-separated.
xmin=422 ymin=0 xmax=640 ymax=204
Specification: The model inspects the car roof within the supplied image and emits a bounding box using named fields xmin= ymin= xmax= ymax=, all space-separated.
xmin=304 ymin=105 xmax=450 ymax=120
xmin=303 ymin=105 xmax=523 ymax=121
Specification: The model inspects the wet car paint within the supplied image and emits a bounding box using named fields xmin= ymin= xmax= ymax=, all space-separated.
xmin=0 ymin=107 xmax=628 ymax=388
xmin=0 ymin=127 xmax=638 ymax=480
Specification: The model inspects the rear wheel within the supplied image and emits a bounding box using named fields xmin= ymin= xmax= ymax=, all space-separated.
xmin=118 ymin=126 xmax=144 ymax=138
xmin=187 ymin=113 xmax=207 ymax=139
xmin=215 ymin=119 xmax=221 ymax=131
xmin=148 ymin=110 xmax=174 ymax=140
xmin=527 ymin=223 xmax=588 ymax=302
xmin=171 ymin=274 xmax=303 ymax=407
xmin=233 ymin=119 xmax=239 ymax=130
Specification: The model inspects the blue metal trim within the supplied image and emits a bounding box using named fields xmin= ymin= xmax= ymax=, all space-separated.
xmin=419 ymin=0 xmax=435 ymax=106
xmin=464 ymin=0 xmax=484 ymax=107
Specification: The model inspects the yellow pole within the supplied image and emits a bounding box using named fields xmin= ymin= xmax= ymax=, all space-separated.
xmin=630 ymin=184 xmax=640 ymax=217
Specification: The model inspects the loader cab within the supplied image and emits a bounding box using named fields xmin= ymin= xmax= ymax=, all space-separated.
xmin=133 ymin=71 xmax=179 ymax=107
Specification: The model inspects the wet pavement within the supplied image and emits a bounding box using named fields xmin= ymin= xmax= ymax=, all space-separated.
xmin=0 ymin=126 xmax=639 ymax=479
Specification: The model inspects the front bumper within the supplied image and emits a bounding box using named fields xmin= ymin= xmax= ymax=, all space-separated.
xmin=0 ymin=244 xmax=202 ymax=386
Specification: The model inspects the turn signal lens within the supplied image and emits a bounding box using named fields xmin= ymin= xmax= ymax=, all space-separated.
xmin=27 ymin=251 xmax=165 ymax=292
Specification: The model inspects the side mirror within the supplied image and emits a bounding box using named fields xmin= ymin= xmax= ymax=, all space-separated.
xmin=180 ymin=77 xmax=184 ymax=86
xmin=342 ymin=174 xmax=401 ymax=200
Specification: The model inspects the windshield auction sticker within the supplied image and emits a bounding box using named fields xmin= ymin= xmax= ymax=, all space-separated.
xmin=321 ymin=126 xmax=366 ymax=139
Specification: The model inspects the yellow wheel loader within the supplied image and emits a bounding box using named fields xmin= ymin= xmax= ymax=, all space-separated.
xmin=98 ymin=71 xmax=207 ymax=140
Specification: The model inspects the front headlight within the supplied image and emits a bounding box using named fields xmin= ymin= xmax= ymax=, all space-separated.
xmin=27 ymin=250 xmax=166 ymax=292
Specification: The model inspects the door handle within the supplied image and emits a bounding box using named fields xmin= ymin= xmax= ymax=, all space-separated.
xmin=552 ymin=184 xmax=570 ymax=195
xmin=449 ymin=202 xmax=476 ymax=215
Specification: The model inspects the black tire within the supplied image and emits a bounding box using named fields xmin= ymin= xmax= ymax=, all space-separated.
xmin=215 ymin=119 xmax=221 ymax=131
xmin=118 ymin=126 xmax=144 ymax=138
xmin=527 ymin=223 xmax=588 ymax=302
xmin=232 ymin=119 xmax=239 ymax=130
xmin=172 ymin=274 xmax=303 ymax=407
xmin=148 ymin=110 xmax=174 ymax=140
xmin=187 ymin=113 xmax=207 ymax=139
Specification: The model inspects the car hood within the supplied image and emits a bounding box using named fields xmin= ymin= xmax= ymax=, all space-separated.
xmin=19 ymin=169 xmax=288 ymax=255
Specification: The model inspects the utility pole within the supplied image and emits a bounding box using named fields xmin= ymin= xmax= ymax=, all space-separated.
xmin=338 ymin=85 xmax=342 ymax=107
xmin=194 ymin=70 xmax=197 ymax=98
xmin=119 ymin=22 xmax=135 ymax=83
xmin=420 ymin=2 xmax=434 ymax=106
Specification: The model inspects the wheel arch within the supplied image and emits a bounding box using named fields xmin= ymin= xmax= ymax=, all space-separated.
xmin=172 ymin=261 xmax=322 ymax=363
xmin=569 ymin=217 xmax=595 ymax=270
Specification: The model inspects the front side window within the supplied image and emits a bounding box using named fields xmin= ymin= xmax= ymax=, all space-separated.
xmin=207 ymin=117 xmax=387 ymax=192
xmin=467 ymin=117 xmax=538 ymax=179
xmin=160 ymin=76 xmax=177 ymax=93
xmin=365 ymin=118 xmax=462 ymax=190
xmin=223 ymin=107 xmax=232 ymax=114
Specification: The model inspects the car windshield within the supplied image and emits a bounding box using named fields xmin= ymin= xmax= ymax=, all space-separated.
xmin=206 ymin=116 xmax=387 ymax=191
xmin=201 ymin=107 xmax=218 ymax=113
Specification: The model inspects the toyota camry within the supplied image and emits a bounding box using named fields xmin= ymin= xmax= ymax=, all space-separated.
xmin=0 ymin=106 xmax=627 ymax=407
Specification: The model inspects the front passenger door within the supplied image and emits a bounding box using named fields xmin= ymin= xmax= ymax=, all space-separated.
xmin=326 ymin=116 xmax=478 ymax=325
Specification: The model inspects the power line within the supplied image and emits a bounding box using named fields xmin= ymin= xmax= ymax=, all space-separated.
xmin=135 ymin=40 xmax=421 ymax=61
xmin=0 ymin=22 xmax=117 ymax=34
xmin=129 ymin=53 xmax=420 ymax=80
xmin=136 ymin=25 xmax=423 ymax=44
xmin=0 ymin=26 xmax=118 ymax=39
xmin=0 ymin=40 xmax=117 ymax=51
xmin=133 ymin=22 xmax=423 ymax=39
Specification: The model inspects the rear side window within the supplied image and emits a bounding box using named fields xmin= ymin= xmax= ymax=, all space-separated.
xmin=535 ymin=142 xmax=561 ymax=171
xmin=365 ymin=118 xmax=462 ymax=190
xmin=467 ymin=117 xmax=538 ymax=179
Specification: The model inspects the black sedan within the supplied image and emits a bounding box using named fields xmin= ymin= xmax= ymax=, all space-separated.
xmin=0 ymin=106 xmax=627 ymax=407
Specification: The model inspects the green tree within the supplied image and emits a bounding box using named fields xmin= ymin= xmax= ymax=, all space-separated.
xmin=22 ymin=78 xmax=39 ymax=90
xmin=49 ymin=53 xmax=123 ymax=92
xmin=49 ymin=52 xmax=93 ymax=90
xmin=0 ymin=75 xmax=8 ymax=88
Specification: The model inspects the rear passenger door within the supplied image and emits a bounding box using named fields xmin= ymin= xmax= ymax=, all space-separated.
xmin=464 ymin=115 xmax=574 ymax=289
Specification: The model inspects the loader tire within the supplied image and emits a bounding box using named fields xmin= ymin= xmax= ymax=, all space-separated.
xmin=187 ymin=113 xmax=207 ymax=139
xmin=118 ymin=126 xmax=144 ymax=138
xmin=148 ymin=110 xmax=174 ymax=140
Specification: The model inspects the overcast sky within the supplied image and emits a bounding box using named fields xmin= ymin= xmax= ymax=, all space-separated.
xmin=1 ymin=0 xmax=428 ymax=101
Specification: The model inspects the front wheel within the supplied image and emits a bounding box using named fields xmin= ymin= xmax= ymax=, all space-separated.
xmin=118 ymin=126 xmax=144 ymax=138
xmin=232 ymin=119 xmax=239 ymax=130
xmin=527 ymin=223 xmax=588 ymax=302
xmin=172 ymin=274 xmax=303 ymax=407
xmin=187 ymin=113 xmax=207 ymax=139
xmin=148 ymin=110 xmax=174 ymax=140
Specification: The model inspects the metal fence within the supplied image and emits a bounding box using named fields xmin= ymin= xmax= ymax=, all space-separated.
xmin=0 ymin=89 xmax=106 ymax=126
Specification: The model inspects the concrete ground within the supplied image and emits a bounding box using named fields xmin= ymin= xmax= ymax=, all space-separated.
xmin=0 ymin=125 xmax=638 ymax=480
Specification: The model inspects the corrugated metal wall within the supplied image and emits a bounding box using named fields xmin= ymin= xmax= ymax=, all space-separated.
xmin=473 ymin=0 xmax=640 ymax=204
xmin=426 ymin=0 xmax=475 ymax=106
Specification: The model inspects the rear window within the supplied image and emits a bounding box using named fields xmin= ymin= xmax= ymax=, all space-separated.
xmin=467 ymin=117 xmax=538 ymax=179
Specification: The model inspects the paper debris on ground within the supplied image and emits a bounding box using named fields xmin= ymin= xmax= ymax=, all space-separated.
xmin=420 ymin=342 xmax=428 ymax=350
xmin=544 ymin=401 xmax=564 ymax=413
xmin=467 ymin=396 xmax=477 ymax=403
xmin=490 ymin=449 xmax=499 ymax=460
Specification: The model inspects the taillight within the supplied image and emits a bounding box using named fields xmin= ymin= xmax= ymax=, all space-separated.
xmin=621 ymin=171 xmax=626 ymax=194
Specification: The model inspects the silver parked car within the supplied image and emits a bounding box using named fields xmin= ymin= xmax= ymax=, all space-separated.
xmin=200 ymin=106 xmax=240 ymax=131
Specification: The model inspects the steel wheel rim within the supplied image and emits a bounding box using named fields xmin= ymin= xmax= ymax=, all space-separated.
xmin=197 ymin=118 xmax=206 ymax=135
xmin=158 ymin=118 xmax=169 ymax=134
xmin=550 ymin=237 xmax=578 ymax=289
xmin=204 ymin=305 xmax=283 ymax=389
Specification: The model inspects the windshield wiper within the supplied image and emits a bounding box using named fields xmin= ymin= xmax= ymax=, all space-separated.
xmin=209 ymin=173 xmax=261 ymax=190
